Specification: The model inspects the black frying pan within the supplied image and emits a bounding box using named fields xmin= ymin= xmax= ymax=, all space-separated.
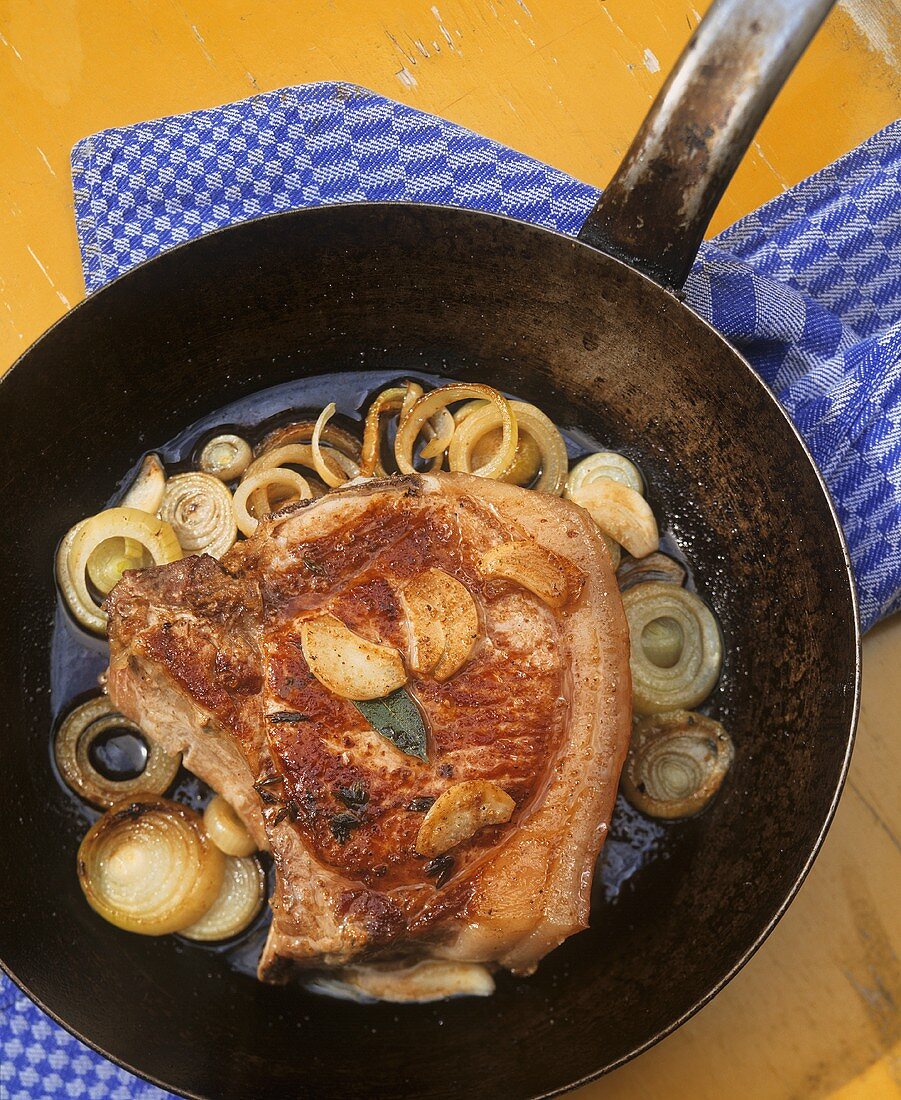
xmin=0 ymin=0 xmax=859 ymax=1096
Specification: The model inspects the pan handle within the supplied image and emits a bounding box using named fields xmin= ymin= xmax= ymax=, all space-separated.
xmin=576 ymin=0 xmax=836 ymax=289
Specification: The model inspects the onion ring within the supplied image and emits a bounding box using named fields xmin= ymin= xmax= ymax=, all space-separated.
xmin=257 ymin=419 xmax=362 ymax=463
xmin=360 ymin=387 xmax=407 ymax=477
xmin=242 ymin=444 xmax=356 ymax=515
xmin=55 ymin=696 xmax=181 ymax=808
xmin=311 ymin=403 xmax=350 ymax=489
xmin=622 ymin=582 xmax=722 ymax=714
xmin=61 ymin=509 xmax=182 ymax=633
xmin=566 ymin=451 xmax=643 ymax=496
xmin=622 ymin=711 xmax=734 ymax=819
xmin=160 ymin=472 xmax=237 ymax=559
xmin=199 ymin=434 xmax=252 ymax=481
xmin=232 ymin=468 xmax=312 ymax=536
xmin=78 ymin=797 xmax=225 ymax=935
xmin=396 ymin=384 xmax=517 ymax=479
xmin=449 ymin=400 xmax=567 ymax=493
xmin=180 ymin=854 xmax=265 ymax=942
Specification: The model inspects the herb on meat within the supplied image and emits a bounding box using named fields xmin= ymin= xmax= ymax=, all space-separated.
xmin=270 ymin=805 xmax=290 ymax=826
xmin=329 ymin=812 xmax=362 ymax=844
xmin=407 ymin=796 xmax=436 ymax=813
xmin=353 ymin=688 xmax=428 ymax=761
xmin=301 ymin=556 xmax=326 ymax=576
xmin=254 ymin=782 xmax=283 ymax=805
xmin=268 ymin=711 xmax=311 ymax=723
xmin=336 ymin=782 xmax=369 ymax=810
xmin=254 ymin=774 xmax=284 ymax=788
xmin=424 ymin=854 xmax=455 ymax=887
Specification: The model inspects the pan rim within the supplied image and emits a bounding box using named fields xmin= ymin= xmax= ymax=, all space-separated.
xmin=0 ymin=200 xmax=862 ymax=1099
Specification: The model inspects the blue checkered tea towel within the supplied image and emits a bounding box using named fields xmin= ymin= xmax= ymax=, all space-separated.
xmin=2 ymin=82 xmax=900 ymax=1099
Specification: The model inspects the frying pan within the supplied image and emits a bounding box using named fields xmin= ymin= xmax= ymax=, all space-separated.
xmin=0 ymin=0 xmax=859 ymax=1096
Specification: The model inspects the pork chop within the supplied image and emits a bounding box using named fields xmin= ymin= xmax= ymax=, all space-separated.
xmin=106 ymin=472 xmax=631 ymax=997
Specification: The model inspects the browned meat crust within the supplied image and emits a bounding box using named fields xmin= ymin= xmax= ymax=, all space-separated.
xmin=107 ymin=472 xmax=631 ymax=984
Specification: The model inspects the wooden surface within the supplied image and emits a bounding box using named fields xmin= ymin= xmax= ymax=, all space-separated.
xmin=1 ymin=1 xmax=899 ymax=1096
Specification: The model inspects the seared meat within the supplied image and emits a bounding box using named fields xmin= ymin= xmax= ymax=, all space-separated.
xmin=107 ymin=472 xmax=631 ymax=994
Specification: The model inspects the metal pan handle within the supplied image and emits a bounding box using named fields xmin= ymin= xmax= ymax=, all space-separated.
xmin=577 ymin=0 xmax=836 ymax=289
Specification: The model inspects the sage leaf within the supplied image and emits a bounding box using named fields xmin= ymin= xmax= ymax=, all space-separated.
xmin=353 ymin=688 xmax=428 ymax=761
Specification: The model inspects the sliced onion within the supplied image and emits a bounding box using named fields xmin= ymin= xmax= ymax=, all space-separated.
xmin=401 ymin=381 xmax=423 ymax=420
xmin=449 ymin=401 xmax=568 ymax=494
xmin=617 ymin=551 xmax=686 ymax=592
xmin=359 ymin=387 xmax=406 ymax=477
xmin=180 ymin=855 xmax=265 ymax=941
xmin=199 ymin=434 xmax=252 ymax=481
xmin=453 ymin=399 xmax=487 ymax=426
xmin=78 ymin=797 xmax=225 ymax=935
xmin=622 ymin=710 xmax=734 ymax=819
xmin=419 ymin=407 xmax=456 ymax=462
xmin=360 ymin=381 xmax=451 ymax=475
xmin=396 ymin=384 xmax=517 ymax=479
xmin=203 ymin=795 xmax=256 ymax=857
xmin=623 ymin=581 xmax=722 ymax=714
xmin=311 ymin=403 xmax=351 ymax=489
xmin=472 ymin=426 xmax=542 ymax=487
xmin=568 ymin=478 xmax=659 ymax=559
xmin=245 ymin=443 xmax=359 ymax=484
xmin=86 ymin=537 xmax=149 ymax=596
xmin=257 ymin=419 xmax=362 ymax=463
xmin=566 ymin=451 xmax=643 ymax=496
xmin=120 ymin=454 xmax=167 ymax=513
xmin=232 ymin=468 xmax=312 ymax=537
xmin=160 ymin=472 xmax=237 ymax=559
xmin=55 ymin=696 xmax=181 ymax=808
xmin=61 ymin=508 xmax=182 ymax=633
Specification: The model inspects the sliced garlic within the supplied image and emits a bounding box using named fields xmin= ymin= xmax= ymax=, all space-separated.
xmin=120 ymin=454 xmax=166 ymax=514
xmin=300 ymin=613 xmax=407 ymax=701
xmin=479 ymin=540 xmax=569 ymax=608
xmin=568 ymin=478 xmax=659 ymax=559
xmin=415 ymin=779 xmax=515 ymax=858
xmin=402 ymin=569 xmax=479 ymax=682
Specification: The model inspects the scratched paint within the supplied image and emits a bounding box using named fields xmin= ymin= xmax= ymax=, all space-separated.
xmin=840 ymin=0 xmax=900 ymax=67
xmin=25 ymin=245 xmax=70 ymax=308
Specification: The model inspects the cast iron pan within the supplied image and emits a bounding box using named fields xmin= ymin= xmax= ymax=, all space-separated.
xmin=0 ymin=0 xmax=859 ymax=1096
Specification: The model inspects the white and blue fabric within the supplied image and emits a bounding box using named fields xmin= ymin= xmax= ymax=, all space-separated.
xmin=2 ymin=81 xmax=899 ymax=1098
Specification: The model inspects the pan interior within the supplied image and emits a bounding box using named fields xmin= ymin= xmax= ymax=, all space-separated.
xmin=0 ymin=204 xmax=857 ymax=1100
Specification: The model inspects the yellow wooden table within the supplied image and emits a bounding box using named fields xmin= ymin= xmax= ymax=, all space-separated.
xmin=1 ymin=2 xmax=899 ymax=1096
